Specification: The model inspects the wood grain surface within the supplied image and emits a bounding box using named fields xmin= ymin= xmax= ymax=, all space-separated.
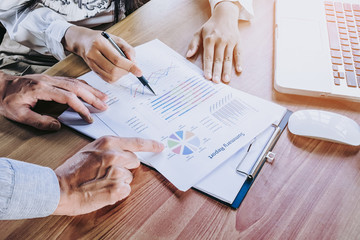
xmin=1 ymin=0 xmax=359 ymax=239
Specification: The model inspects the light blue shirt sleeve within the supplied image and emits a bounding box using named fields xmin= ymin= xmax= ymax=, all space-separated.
xmin=0 ymin=158 xmax=60 ymax=220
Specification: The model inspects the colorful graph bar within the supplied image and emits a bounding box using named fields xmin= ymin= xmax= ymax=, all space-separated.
xmin=150 ymin=76 xmax=219 ymax=121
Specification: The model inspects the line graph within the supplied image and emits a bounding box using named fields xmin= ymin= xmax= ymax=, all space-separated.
xmin=129 ymin=63 xmax=177 ymax=97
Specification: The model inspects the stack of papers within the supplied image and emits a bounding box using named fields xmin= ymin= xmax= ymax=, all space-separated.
xmin=59 ymin=40 xmax=287 ymax=204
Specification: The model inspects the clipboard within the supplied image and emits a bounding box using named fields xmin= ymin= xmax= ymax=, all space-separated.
xmin=193 ymin=109 xmax=292 ymax=209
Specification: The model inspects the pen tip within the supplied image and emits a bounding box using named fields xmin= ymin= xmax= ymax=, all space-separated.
xmin=147 ymin=86 xmax=156 ymax=96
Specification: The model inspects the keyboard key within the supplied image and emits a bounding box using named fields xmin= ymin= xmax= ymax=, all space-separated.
xmin=345 ymin=11 xmax=353 ymax=17
xmin=333 ymin=71 xmax=339 ymax=78
xmin=354 ymin=11 xmax=360 ymax=17
xmin=339 ymin=33 xmax=348 ymax=40
xmin=327 ymin=22 xmax=341 ymax=50
xmin=331 ymin=50 xmax=342 ymax=58
xmin=338 ymin=23 xmax=347 ymax=29
xmin=347 ymin=22 xmax=356 ymax=27
xmin=344 ymin=58 xmax=353 ymax=65
xmin=326 ymin=11 xmax=335 ymax=16
xmin=352 ymin=43 xmax=360 ymax=50
xmin=350 ymin=38 xmax=359 ymax=44
xmin=345 ymin=71 xmax=357 ymax=87
xmin=327 ymin=15 xmax=336 ymax=22
xmin=334 ymin=77 xmax=341 ymax=85
xmin=340 ymin=39 xmax=350 ymax=45
xmin=353 ymin=56 xmax=360 ymax=62
xmin=337 ymin=11 xmax=345 ymax=17
xmin=332 ymin=57 xmax=342 ymax=65
xmin=344 ymin=64 xmax=354 ymax=71
xmin=352 ymin=50 xmax=360 ymax=56
xmin=356 ymin=69 xmax=360 ymax=75
xmin=325 ymin=1 xmax=334 ymax=6
xmin=333 ymin=65 xmax=339 ymax=71
xmin=343 ymin=51 xmax=352 ymax=58
xmin=346 ymin=16 xmax=355 ymax=22
xmin=339 ymin=28 xmax=347 ymax=34
xmin=349 ymin=32 xmax=357 ymax=38
xmin=348 ymin=27 xmax=356 ymax=33
xmin=325 ymin=4 xmax=334 ymax=10
xmin=342 ymin=45 xmax=351 ymax=51
xmin=337 ymin=17 xmax=345 ymax=24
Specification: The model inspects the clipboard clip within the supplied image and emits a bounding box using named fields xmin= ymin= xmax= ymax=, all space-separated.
xmin=236 ymin=124 xmax=281 ymax=179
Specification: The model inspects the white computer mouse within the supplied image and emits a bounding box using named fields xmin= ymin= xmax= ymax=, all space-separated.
xmin=288 ymin=109 xmax=360 ymax=146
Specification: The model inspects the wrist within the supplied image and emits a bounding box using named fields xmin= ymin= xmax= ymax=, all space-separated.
xmin=52 ymin=169 xmax=69 ymax=215
xmin=62 ymin=25 xmax=87 ymax=55
xmin=213 ymin=1 xmax=240 ymax=20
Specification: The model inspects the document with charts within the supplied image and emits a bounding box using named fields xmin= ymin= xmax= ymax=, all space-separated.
xmin=59 ymin=39 xmax=284 ymax=191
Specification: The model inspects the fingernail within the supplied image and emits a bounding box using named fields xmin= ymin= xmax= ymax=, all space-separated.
xmin=87 ymin=115 xmax=94 ymax=123
xmin=158 ymin=142 xmax=165 ymax=150
xmin=49 ymin=121 xmax=61 ymax=130
xmin=237 ymin=65 xmax=243 ymax=73
xmin=205 ymin=72 xmax=212 ymax=80
xmin=100 ymin=101 xmax=108 ymax=109
xmin=213 ymin=75 xmax=220 ymax=83
xmin=224 ymin=74 xmax=230 ymax=82
xmin=82 ymin=114 xmax=93 ymax=123
xmin=134 ymin=69 xmax=142 ymax=77
xmin=186 ymin=49 xmax=192 ymax=58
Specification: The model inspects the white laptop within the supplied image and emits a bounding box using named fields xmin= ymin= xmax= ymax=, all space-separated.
xmin=275 ymin=0 xmax=360 ymax=102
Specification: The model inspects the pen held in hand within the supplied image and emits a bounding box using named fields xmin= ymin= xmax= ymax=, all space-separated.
xmin=101 ymin=31 xmax=156 ymax=96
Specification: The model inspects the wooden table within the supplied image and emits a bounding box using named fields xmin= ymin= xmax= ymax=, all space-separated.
xmin=1 ymin=0 xmax=360 ymax=239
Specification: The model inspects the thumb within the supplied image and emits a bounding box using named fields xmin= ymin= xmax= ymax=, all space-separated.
xmin=18 ymin=108 xmax=61 ymax=131
xmin=186 ymin=31 xmax=201 ymax=58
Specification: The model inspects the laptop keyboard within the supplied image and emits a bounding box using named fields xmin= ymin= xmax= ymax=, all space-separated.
xmin=325 ymin=1 xmax=360 ymax=88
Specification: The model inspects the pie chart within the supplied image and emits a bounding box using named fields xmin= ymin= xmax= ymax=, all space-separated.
xmin=167 ymin=131 xmax=200 ymax=155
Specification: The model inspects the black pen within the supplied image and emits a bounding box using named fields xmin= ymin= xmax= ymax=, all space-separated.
xmin=101 ymin=31 xmax=156 ymax=96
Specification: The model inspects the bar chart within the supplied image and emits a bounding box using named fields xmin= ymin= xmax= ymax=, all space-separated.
xmin=150 ymin=76 xmax=219 ymax=121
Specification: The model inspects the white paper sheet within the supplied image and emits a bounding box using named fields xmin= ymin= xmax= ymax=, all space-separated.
xmin=59 ymin=39 xmax=282 ymax=191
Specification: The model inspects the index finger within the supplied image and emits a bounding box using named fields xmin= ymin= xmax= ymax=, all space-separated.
xmin=96 ymin=136 xmax=165 ymax=153
xmin=100 ymin=37 xmax=142 ymax=77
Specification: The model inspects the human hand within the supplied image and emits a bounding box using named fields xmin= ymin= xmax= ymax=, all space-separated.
xmin=63 ymin=26 xmax=142 ymax=83
xmin=0 ymin=71 xmax=108 ymax=130
xmin=186 ymin=1 xmax=241 ymax=83
xmin=53 ymin=136 xmax=164 ymax=216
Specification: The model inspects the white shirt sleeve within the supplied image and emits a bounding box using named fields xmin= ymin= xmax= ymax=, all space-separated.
xmin=0 ymin=6 xmax=73 ymax=60
xmin=209 ymin=0 xmax=254 ymax=20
